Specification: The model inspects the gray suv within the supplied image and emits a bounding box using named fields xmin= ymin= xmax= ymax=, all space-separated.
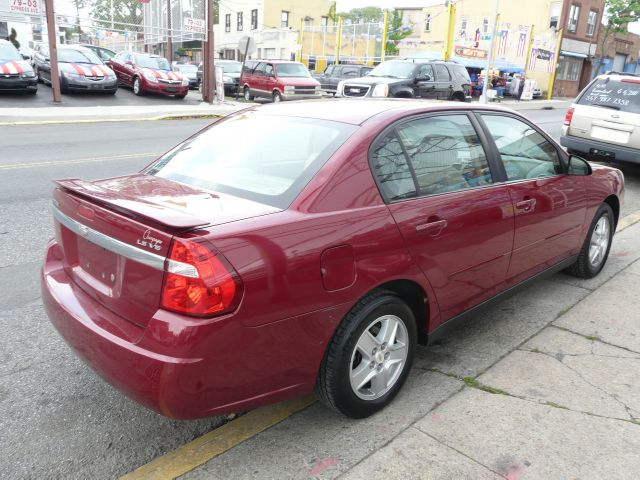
xmin=336 ymin=59 xmax=471 ymax=101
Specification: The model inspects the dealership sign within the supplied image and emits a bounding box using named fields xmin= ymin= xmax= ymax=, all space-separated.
xmin=10 ymin=0 xmax=39 ymax=14
xmin=184 ymin=17 xmax=205 ymax=34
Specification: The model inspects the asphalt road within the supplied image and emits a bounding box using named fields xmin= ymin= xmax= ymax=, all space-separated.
xmin=0 ymin=81 xmax=203 ymax=107
xmin=1 ymin=109 xmax=639 ymax=479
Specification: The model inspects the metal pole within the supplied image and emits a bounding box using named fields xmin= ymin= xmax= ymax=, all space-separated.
xmin=335 ymin=16 xmax=342 ymax=65
xmin=480 ymin=0 xmax=500 ymax=104
xmin=202 ymin=0 xmax=215 ymax=103
xmin=547 ymin=28 xmax=563 ymax=100
xmin=380 ymin=11 xmax=388 ymax=62
xmin=523 ymin=24 xmax=535 ymax=74
xmin=443 ymin=2 xmax=456 ymax=61
xmin=166 ymin=0 xmax=172 ymax=63
xmin=44 ymin=0 xmax=61 ymax=102
xmin=296 ymin=17 xmax=303 ymax=63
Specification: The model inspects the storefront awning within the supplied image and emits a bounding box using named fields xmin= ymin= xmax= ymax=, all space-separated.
xmin=560 ymin=50 xmax=588 ymax=59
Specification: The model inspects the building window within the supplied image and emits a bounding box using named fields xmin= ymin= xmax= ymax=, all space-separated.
xmin=567 ymin=5 xmax=580 ymax=33
xmin=459 ymin=18 xmax=467 ymax=38
xmin=237 ymin=12 xmax=243 ymax=31
xmin=549 ymin=2 xmax=561 ymax=29
xmin=587 ymin=10 xmax=597 ymax=36
xmin=425 ymin=14 xmax=431 ymax=32
xmin=482 ymin=17 xmax=489 ymax=34
xmin=225 ymin=14 xmax=231 ymax=32
xmin=281 ymin=11 xmax=289 ymax=28
xmin=556 ymin=56 xmax=582 ymax=81
xmin=251 ymin=9 xmax=258 ymax=30
xmin=321 ymin=16 xmax=328 ymax=27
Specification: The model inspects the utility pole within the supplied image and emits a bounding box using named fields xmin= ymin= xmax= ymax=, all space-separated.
xmin=166 ymin=0 xmax=172 ymax=63
xmin=547 ymin=28 xmax=563 ymax=100
xmin=480 ymin=0 xmax=500 ymax=104
xmin=44 ymin=0 xmax=61 ymax=102
xmin=335 ymin=16 xmax=342 ymax=65
xmin=380 ymin=11 xmax=388 ymax=62
xmin=202 ymin=0 xmax=215 ymax=103
xmin=443 ymin=2 xmax=456 ymax=61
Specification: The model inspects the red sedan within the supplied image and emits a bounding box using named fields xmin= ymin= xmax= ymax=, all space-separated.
xmin=108 ymin=52 xmax=189 ymax=98
xmin=42 ymin=100 xmax=624 ymax=419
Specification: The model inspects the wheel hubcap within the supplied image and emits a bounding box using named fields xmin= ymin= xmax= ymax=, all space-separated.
xmin=589 ymin=216 xmax=610 ymax=268
xmin=350 ymin=314 xmax=408 ymax=400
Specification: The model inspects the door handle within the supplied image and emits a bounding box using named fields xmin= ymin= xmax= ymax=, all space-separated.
xmin=515 ymin=198 xmax=536 ymax=212
xmin=416 ymin=218 xmax=448 ymax=236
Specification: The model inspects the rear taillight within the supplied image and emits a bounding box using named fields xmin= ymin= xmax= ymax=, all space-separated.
xmin=161 ymin=238 xmax=242 ymax=317
xmin=564 ymin=107 xmax=575 ymax=126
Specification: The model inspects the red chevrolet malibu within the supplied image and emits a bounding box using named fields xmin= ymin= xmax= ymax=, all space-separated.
xmin=42 ymin=100 xmax=624 ymax=419
xmin=108 ymin=52 xmax=189 ymax=98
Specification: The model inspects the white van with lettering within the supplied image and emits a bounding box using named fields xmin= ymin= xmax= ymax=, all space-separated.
xmin=561 ymin=72 xmax=640 ymax=164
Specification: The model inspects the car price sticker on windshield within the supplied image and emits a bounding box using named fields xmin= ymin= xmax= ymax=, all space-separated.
xmin=10 ymin=0 xmax=39 ymax=14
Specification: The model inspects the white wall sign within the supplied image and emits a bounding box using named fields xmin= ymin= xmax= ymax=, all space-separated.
xmin=10 ymin=0 xmax=39 ymax=15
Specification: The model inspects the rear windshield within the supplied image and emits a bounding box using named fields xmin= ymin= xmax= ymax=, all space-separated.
xmin=145 ymin=113 xmax=357 ymax=208
xmin=577 ymin=78 xmax=640 ymax=113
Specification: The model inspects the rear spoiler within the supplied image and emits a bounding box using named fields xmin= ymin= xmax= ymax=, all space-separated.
xmin=55 ymin=178 xmax=210 ymax=230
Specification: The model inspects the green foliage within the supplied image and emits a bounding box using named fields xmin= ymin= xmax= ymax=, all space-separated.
xmin=327 ymin=2 xmax=336 ymax=22
xmin=596 ymin=1 xmax=640 ymax=71
xmin=9 ymin=28 xmax=20 ymax=50
xmin=386 ymin=9 xmax=413 ymax=57
xmin=90 ymin=0 xmax=144 ymax=32
xmin=337 ymin=6 xmax=383 ymax=24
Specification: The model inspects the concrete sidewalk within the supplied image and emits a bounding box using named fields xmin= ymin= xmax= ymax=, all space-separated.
xmin=179 ymin=219 xmax=640 ymax=480
xmin=0 ymin=98 xmax=571 ymax=125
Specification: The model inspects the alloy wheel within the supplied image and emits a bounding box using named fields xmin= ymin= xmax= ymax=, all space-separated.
xmin=349 ymin=314 xmax=408 ymax=400
xmin=589 ymin=216 xmax=610 ymax=268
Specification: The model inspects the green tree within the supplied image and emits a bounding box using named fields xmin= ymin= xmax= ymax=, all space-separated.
xmin=9 ymin=28 xmax=20 ymax=50
xmin=385 ymin=9 xmax=412 ymax=57
xmin=336 ymin=6 xmax=383 ymax=24
xmin=90 ymin=0 xmax=143 ymax=33
xmin=595 ymin=0 xmax=640 ymax=73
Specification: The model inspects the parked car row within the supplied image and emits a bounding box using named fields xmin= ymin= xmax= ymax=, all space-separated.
xmin=0 ymin=39 xmax=38 ymax=94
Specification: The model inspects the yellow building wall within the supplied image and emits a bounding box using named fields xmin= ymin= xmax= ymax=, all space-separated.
xmin=264 ymin=0 xmax=334 ymax=31
xmin=403 ymin=0 xmax=560 ymax=94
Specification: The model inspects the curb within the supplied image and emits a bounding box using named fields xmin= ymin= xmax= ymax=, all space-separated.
xmin=0 ymin=112 xmax=227 ymax=126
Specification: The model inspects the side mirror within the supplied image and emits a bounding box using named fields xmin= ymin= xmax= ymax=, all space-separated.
xmin=416 ymin=74 xmax=431 ymax=82
xmin=568 ymin=155 xmax=592 ymax=176
xmin=44 ymin=57 xmax=50 ymax=62
xmin=21 ymin=53 xmax=30 ymax=60
xmin=125 ymin=60 xmax=134 ymax=66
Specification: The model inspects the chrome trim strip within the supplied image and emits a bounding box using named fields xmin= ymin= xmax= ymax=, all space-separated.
xmin=53 ymin=206 xmax=166 ymax=271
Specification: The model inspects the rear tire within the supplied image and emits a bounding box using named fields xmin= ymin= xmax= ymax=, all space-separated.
xmin=565 ymin=203 xmax=614 ymax=279
xmin=316 ymin=291 xmax=417 ymax=418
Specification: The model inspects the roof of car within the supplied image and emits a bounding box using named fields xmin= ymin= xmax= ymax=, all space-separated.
xmin=58 ymin=44 xmax=94 ymax=51
xmin=247 ymin=98 xmax=516 ymax=126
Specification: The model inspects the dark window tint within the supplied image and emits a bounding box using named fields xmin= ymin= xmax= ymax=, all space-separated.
xmin=371 ymin=133 xmax=417 ymax=201
xmin=147 ymin=114 xmax=356 ymax=209
xmin=253 ymin=62 xmax=266 ymax=76
xmin=265 ymin=63 xmax=274 ymax=76
xmin=342 ymin=66 xmax=360 ymax=77
xmin=417 ymin=64 xmax=433 ymax=79
xmin=397 ymin=115 xmax=492 ymax=196
xmin=450 ymin=65 xmax=470 ymax=83
xmin=577 ymin=78 xmax=640 ymax=114
xmin=433 ymin=64 xmax=451 ymax=81
xmin=481 ymin=115 xmax=562 ymax=181
xmin=324 ymin=65 xmax=335 ymax=75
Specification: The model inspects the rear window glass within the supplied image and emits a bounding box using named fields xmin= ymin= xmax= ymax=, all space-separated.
xmin=145 ymin=113 xmax=357 ymax=209
xmin=578 ymin=78 xmax=640 ymax=113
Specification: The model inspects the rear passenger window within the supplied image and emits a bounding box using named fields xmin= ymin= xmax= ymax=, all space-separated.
xmin=434 ymin=64 xmax=451 ymax=81
xmin=342 ymin=66 xmax=359 ymax=77
xmin=370 ymin=132 xmax=418 ymax=201
xmin=370 ymin=115 xmax=493 ymax=201
xmin=481 ymin=115 xmax=562 ymax=181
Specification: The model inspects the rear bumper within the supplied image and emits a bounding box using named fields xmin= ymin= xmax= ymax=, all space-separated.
xmin=560 ymin=135 xmax=640 ymax=163
xmin=41 ymin=239 xmax=323 ymax=418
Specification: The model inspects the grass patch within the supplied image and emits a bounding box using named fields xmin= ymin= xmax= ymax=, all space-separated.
xmin=546 ymin=401 xmax=569 ymax=410
xmin=463 ymin=377 xmax=509 ymax=395
xmin=531 ymin=347 xmax=541 ymax=353
xmin=585 ymin=335 xmax=601 ymax=342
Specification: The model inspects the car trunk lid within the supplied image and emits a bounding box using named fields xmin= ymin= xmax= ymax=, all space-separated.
xmin=52 ymin=174 xmax=280 ymax=327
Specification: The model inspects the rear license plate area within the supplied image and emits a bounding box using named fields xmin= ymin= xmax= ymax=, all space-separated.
xmin=590 ymin=125 xmax=630 ymax=144
xmin=76 ymin=236 xmax=119 ymax=288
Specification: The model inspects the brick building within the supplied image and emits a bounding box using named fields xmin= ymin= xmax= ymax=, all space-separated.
xmin=553 ymin=0 xmax=604 ymax=97
xmin=594 ymin=29 xmax=640 ymax=75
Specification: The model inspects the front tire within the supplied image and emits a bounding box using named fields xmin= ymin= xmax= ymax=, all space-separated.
xmin=272 ymin=90 xmax=282 ymax=103
xmin=316 ymin=291 xmax=417 ymax=418
xmin=133 ymin=77 xmax=144 ymax=96
xmin=243 ymin=87 xmax=254 ymax=101
xmin=565 ymin=203 xmax=614 ymax=279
